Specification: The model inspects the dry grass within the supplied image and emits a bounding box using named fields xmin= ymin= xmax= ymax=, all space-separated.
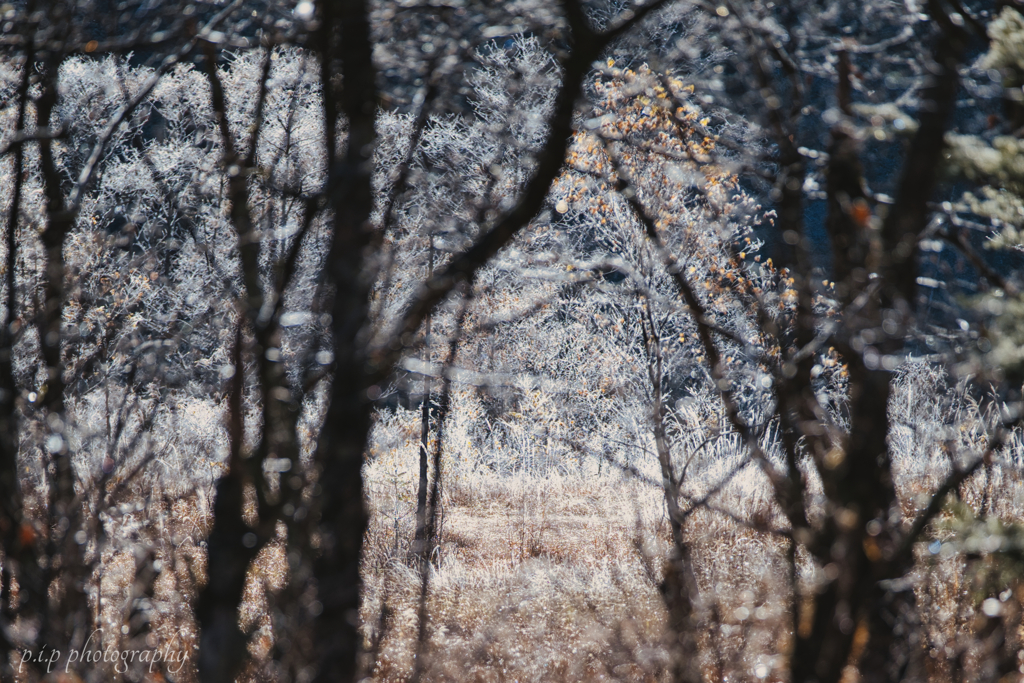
xmin=359 ymin=434 xmax=800 ymax=683
xmin=46 ymin=369 xmax=1024 ymax=683
xmin=354 ymin=464 xmax=1024 ymax=683
xmin=361 ymin=469 xmax=675 ymax=682
xmin=354 ymin=384 xmax=1024 ymax=683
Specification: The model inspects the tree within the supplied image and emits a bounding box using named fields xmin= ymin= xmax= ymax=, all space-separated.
xmin=0 ymin=0 xmax=686 ymax=681
xmin=603 ymin=2 xmax=1024 ymax=681
xmin=2 ymin=1 xmax=1023 ymax=682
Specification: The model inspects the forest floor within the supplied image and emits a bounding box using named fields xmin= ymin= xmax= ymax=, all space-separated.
xmin=357 ymin=441 xmax=1024 ymax=683
xmin=79 ymin=409 xmax=1024 ymax=683
xmin=360 ymin=470 xmax=793 ymax=683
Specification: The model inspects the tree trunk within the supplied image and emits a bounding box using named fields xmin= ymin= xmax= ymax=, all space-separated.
xmin=311 ymin=1 xmax=379 ymax=680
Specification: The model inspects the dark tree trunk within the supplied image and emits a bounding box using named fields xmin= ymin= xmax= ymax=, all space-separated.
xmin=311 ymin=1 xmax=379 ymax=680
